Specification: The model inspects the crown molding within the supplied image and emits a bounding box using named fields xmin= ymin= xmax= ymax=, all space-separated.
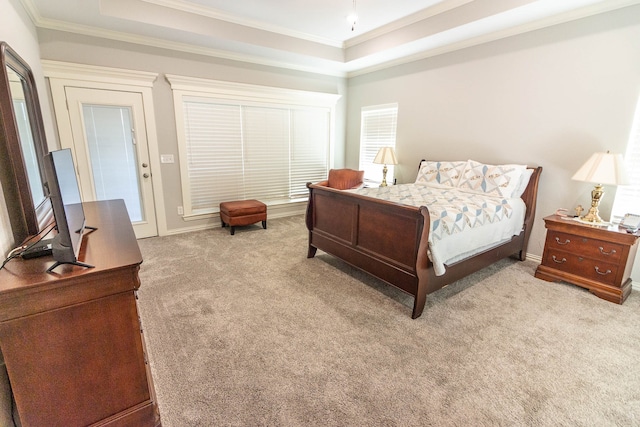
xmin=344 ymin=0 xmax=473 ymax=49
xmin=42 ymin=60 xmax=158 ymax=86
xmin=165 ymin=74 xmax=341 ymax=107
xmin=35 ymin=15 xmax=348 ymax=77
xmin=346 ymin=0 xmax=640 ymax=77
xmin=18 ymin=0 xmax=42 ymax=23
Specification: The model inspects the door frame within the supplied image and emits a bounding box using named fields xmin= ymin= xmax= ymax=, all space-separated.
xmin=43 ymin=60 xmax=167 ymax=237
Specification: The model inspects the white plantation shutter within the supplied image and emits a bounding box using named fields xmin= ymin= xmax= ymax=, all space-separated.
xmin=182 ymin=100 xmax=243 ymax=215
xmin=178 ymin=97 xmax=331 ymax=216
xmin=612 ymin=100 xmax=640 ymax=220
xmin=242 ymin=106 xmax=290 ymax=201
xmin=359 ymin=104 xmax=398 ymax=183
xmin=290 ymin=108 xmax=330 ymax=198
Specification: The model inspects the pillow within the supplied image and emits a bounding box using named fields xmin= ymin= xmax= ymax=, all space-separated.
xmin=457 ymin=160 xmax=527 ymax=198
xmin=415 ymin=160 xmax=467 ymax=187
xmin=512 ymin=168 xmax=534 ymax=199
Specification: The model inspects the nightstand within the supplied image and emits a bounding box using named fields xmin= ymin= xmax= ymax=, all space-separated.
xmin=535 ymin=215 xmax=640 ymax=303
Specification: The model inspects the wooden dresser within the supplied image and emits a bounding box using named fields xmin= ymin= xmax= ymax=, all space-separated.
xmin=535 ymin=214 xmax=640 ymax=303
xmin=0 ymin=200 xmax=161 ymax=427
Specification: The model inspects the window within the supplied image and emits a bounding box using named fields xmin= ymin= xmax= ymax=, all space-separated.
xmin=359 ymin=104 xmax=398 ymax=184
xmin=168 ymin=75 xmax=339 ymax=218
xmin=612 ymin=98 xmax=640 ymax=220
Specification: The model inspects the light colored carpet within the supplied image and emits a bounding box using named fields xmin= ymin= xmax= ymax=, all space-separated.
xmin=137 ymin=215 xmax=640 ymax=427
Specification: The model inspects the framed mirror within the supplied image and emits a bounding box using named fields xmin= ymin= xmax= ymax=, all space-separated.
xmin=0 ymin=41 xmax=52 ymax=245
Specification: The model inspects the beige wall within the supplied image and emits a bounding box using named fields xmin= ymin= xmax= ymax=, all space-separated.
xmin=346 ymin=5 xmax=640 ymax=280
xmin=37 ymin=30 xmax=348 ymax=234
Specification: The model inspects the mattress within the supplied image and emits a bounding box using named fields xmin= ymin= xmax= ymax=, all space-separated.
xmin=350 ymin=183 xmax=526 ymax=275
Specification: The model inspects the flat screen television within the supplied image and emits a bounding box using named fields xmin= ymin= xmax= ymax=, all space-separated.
xmin=44 ymin=148 xmax=95 ymax=272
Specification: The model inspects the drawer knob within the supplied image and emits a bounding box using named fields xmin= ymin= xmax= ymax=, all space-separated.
xmin=555 ymin=237 xmax=570 ymax=245
xmin=598 ymin=247 xmax=616 ymax=256
xmin=594 ymin=266 xmax=612 ymax=276
xmin=552 ymin=255 xmax=567 ymax=264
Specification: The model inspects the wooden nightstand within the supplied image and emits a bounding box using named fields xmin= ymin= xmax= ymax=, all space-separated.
xmin=535 ymin=215 xmax=640 ymax=303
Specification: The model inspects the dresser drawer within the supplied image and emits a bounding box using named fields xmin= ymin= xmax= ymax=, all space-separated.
xmin=542 ymin=250 xmax=620 ymax=287
xmin=546 ymin=230 xmax=623 ymax=263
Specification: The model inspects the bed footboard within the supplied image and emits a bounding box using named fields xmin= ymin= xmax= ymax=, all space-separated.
xmin=305 ymin=184 xmax=431 ymax=318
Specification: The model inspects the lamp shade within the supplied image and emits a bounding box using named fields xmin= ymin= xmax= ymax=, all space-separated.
xmin=373 ymin=147 xmax=398 ymax=165
xmin=571 ymin=152 xmax=630 ymax=186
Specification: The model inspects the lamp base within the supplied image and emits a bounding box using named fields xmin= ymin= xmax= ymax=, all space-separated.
xmin=380 ymin=164 xmax=388 ymax=187
xmin=580 ymin=184 xmax=604 ymax=223
xmin=580 ymin=209 xmax=603 ymax=223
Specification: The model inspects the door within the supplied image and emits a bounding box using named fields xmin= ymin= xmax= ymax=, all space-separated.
xmin=63 ymin=87 xmax=157 ymax=238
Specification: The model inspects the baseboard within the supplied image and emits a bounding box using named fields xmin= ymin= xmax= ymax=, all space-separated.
xmin=162 ymin=201 xmax=306 ymax=236
xmin=525 ymin=253 xmax=541 ymax=264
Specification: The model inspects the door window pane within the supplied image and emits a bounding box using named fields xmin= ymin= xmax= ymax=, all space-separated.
xmin=82 ymin=105 xmax=143 ymax=221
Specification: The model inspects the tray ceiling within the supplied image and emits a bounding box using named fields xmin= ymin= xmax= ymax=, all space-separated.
xmin=21 ymin=0 xmax=640 ymax=76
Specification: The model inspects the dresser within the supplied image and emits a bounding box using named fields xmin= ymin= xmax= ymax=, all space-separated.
xmin=0 ymin=200 xmax=161 ymax=427
xmin=535 ymin=214 xmax=640 ymax=303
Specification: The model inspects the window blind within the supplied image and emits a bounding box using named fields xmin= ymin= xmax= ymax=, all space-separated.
xmin=358 ymin=104 xmax=398 ymax=184
xmin=180 ymin=98 xmax=330 ymax=216
xmin=612 ymin=100 xmax=640 ymax=220
xmin=290 ymin=108 xmax=330 ymax=198
xmin=182 ymin=100 xmax=243 ymax=215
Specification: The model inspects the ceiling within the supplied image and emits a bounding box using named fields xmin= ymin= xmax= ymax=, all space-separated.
xmin=20 ymin=0 xmax=640 ymax=76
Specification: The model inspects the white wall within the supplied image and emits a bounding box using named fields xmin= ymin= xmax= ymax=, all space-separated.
xmin=346 ymin=5 xmax=640 ymax=280
xmin=37 ymin=30 xmax=348 ymax=235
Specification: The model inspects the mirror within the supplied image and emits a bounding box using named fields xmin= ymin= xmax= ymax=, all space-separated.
xmin=0 ymin=41 xmax=52 ymax=245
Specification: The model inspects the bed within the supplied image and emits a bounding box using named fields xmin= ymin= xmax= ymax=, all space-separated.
xmin=305 ymin=159 xmax=542 ymax=319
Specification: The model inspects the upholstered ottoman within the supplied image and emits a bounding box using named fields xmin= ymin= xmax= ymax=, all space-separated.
xmin=219 ymin=200 xmax=267 ymax=235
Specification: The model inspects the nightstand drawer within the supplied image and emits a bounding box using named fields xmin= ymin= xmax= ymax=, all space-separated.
xmin=542 ymin=250 xmax=619 ymax=287
xmin=546 ymin=230 xmax=623 ymax=263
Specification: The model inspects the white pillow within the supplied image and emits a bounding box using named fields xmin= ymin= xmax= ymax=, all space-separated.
xmin=512 ymin=168 xmax=534 ymax=198
xmin=415 ymin=160 xmax=467 ymax=187
xmin=457 ymin=160 xmax=527 ymax=198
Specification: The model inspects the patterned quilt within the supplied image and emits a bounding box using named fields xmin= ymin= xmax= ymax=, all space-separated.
xmin=352 ymin=183 xmax=515 ymax=242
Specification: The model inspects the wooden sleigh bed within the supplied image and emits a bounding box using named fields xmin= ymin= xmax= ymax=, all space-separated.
xmin=305 ymin=162 xmax=542 ymax=319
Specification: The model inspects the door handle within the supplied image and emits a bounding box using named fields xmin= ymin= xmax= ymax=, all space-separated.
xmin=143 ymin=173 xmax=150 ymax=178
xmin=142 ymin=163 xmax=148 ymax=168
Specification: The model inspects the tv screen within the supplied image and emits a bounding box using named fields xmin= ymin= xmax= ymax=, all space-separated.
xmin=44 ymin=148 xmax=93 ymax=272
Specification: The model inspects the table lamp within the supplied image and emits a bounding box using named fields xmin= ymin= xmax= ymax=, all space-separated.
xmin=373 ymin=147 xmax=398 ymax=187
xmin=571 ymin=151 xmax=629 ymax=223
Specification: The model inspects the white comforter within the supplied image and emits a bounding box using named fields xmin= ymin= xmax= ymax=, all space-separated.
xmin=350 ymin=183 xmax=526 ymax=276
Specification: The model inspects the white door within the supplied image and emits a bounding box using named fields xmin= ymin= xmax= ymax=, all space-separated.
xmin=63 ymin=87 xmax=157 ymax=238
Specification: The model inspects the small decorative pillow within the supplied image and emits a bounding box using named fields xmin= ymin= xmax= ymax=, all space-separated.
xmin=415 ymin=160 xmax=467 ymax=187
xmin=458 ymin=160 xmax=527 ymax=198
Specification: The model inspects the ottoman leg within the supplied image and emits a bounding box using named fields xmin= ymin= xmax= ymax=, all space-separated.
xmin=230 ymin=226 xmax=235 ymax=236
xmin=262 ymin=220 xmax=267 ymax=229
